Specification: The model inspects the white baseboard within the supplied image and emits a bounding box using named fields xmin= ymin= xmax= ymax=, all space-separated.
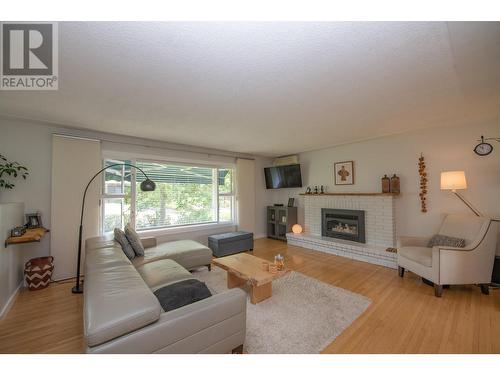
xmin=254 ymin=233 xmax=267 ymax=240
xmin=0 ymin=282 xmax=23 ymax=320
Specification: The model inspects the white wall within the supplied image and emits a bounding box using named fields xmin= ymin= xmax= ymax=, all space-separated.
xmin=268 ymin=121 xmax=500 ymax=254
xmin=0 ymin=203 xmax=24 ymax=318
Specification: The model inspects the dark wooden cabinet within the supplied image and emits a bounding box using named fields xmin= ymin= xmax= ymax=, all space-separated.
xmin=267 ymin=206 xmax=297 ymax=241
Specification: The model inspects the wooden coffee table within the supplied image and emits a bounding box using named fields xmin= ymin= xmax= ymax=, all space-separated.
xmin=212 ymin=253 xmax=289 ymax=304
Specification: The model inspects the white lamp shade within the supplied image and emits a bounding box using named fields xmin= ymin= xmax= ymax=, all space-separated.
xmin=292 ymin=224 xmax=303 ymax=234
xmin=440 ymin=171 xmax=467 ymax=190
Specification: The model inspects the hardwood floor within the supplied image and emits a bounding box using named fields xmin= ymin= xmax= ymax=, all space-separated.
xmin=0 ymin=278 xmax=85 ymax=353
xmin=0 ymin=238 xmax=498 ymax=353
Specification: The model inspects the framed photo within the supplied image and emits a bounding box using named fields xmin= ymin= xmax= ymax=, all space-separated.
xmin=25 ymin=213 xmax=42 ymax=229
xmin=334 ymin=161 xmax=354 ymax=185
xmin=287 ymin=197 xmax=295 ymax=207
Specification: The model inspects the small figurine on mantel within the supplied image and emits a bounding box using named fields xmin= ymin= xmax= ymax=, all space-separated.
xmin=390 ymin=174 xmax=400 ymax=194
xmin=381 ymin=175 xmax=390 ymax=193
xmin=381 ymin=174 xmax=400 ymax=193
xmin=314 ymin=186 xmax=319 ymax=194
xmin=320 ymin=185 xmax=325 ymax=194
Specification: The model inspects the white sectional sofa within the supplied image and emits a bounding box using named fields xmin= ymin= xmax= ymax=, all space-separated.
xmin=83 ymin=233 xmax=247 ymax=353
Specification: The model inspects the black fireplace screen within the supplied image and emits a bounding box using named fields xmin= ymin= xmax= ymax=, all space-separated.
xmin=321 ymin=208 xmax=365 ymax=243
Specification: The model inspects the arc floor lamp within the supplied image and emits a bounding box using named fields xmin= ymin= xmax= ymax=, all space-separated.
xmin=440 ymin=170 xmax=482 ymax=216
xmin=72 ymin=163 xmax=156 ymax=294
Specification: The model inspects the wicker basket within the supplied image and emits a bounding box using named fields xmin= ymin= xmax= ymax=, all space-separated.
xmin=24 ymin=256 xmax=54 ymax=291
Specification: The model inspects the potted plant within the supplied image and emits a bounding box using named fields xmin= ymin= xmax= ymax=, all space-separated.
xmin=0 ymin=154 xmax=29 ymax=190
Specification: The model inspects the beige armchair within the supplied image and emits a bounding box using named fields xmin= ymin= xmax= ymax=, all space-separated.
xmin=397 ymin=214 xmax=498 ymax=297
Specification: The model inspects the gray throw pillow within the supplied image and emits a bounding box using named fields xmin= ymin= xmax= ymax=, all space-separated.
xmin=114 ymin=228 xmax=135 ymax=260
xmin=427 ymin=234 xmax=466 ymax=248
xmin=154 ymin=279 xmax=212 ymax=312
xmin=125 ymin=223 xmax=145 ymax=257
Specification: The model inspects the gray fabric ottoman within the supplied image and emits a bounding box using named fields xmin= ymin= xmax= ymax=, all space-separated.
xmin=208 ymin=231 xmax=254 ymax=258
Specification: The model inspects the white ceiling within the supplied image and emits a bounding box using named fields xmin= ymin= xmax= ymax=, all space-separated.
xmin=1 ymin=22 xmax=499 ymax=157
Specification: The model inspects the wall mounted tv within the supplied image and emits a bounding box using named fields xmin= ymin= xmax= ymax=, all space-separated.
xmin=264 ymin=164 xmax=303 ymax=189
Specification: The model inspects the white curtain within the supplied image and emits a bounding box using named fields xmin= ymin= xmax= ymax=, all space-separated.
xmin=51 ymin=135 xmax=101 ymax=280
xmin=236 ymin=158 xmax=256 ymax=234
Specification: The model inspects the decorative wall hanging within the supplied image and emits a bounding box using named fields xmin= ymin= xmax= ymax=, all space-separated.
xmin=334 ymin=161 xmax=354 ymax=185
xmin=418 ymin=154 xmax=427 ymax=213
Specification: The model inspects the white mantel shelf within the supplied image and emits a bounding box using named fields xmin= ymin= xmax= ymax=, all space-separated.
xmin=299 ymin=192 xmax=399 ymax=197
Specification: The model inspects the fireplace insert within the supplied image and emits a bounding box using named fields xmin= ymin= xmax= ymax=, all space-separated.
xmin=321 ymin=208 xmax=365 ymax=243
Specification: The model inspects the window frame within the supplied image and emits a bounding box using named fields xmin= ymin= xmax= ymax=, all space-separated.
xmin=100 ymin=157 xmax=235 ymax=234
xmin=100 ymin=160 xmax=132 ymax=233
xmin=216 ymin=167 xmax=235 ymax=224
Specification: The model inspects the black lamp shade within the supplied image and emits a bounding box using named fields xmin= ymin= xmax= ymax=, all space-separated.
xmin=140 ymin=178 xmax=156 ymax=192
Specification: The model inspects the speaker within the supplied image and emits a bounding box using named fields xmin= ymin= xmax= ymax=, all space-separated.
xmin=492 ymin=256 xmax=500 ymax=285
xmin=273 ymin=155 xmax=299 ymax=166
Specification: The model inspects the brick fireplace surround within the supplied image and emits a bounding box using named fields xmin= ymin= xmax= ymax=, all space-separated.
xmin=287 ymin=194 xmax=398 ymax=268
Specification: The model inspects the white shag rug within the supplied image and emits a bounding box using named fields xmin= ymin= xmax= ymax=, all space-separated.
xmin=192 ymin=266 xmax=371 ymax=354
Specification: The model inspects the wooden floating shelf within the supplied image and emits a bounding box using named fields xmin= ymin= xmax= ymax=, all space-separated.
xmin=5 ymin=227 xmax=50 ymax=248
xmin=299 ymin=192 xmax=400 ymax=197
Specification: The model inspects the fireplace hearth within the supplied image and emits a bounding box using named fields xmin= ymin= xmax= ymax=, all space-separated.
xmin=321 ymin=208 xmax=365 ymax=243
xmin=287 ymin=194 xmax=397 ymax=268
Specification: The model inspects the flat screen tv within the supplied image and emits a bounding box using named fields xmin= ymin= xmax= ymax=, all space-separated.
xmin=264 ymin=164 xmax=302 ymax=189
